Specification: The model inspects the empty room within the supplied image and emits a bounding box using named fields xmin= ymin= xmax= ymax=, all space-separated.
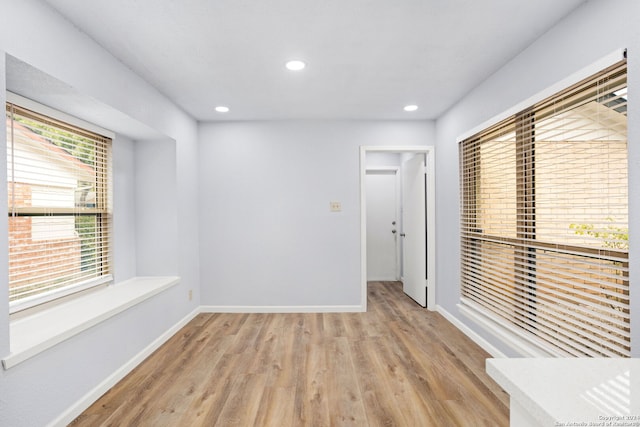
xmin=0 ymin=0 xmax=638 ymax=426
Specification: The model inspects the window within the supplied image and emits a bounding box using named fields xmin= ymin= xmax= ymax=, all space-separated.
xmin=459 ymin=59 xmax=629 ymax=357
xmin=6 ymin=102 xmax=112 ymax=312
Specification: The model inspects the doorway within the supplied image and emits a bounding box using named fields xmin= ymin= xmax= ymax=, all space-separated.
xmin=365 ymin=168 xmax=400 ymax=281
xmin=360 ymin=146 xmax=435 ymax=311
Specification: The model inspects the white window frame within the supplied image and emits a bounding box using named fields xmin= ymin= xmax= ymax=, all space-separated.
xmin=6 ymin=92 xmax=115 ymax=313
xmin=456 ymin=49 xmax=629 ymax=357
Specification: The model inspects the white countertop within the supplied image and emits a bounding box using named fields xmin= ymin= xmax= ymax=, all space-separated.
xmin=487 ymin=358 xmax=640 ymax=426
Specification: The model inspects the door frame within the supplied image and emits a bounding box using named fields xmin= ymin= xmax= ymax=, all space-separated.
xmin=359 ymin=146 xmax=436 ymax=311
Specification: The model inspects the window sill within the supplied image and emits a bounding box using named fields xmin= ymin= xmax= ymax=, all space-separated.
xmin=458 ymin=301 xmax=557 ymax=358
xmin=2 ymin=276 xmax=180 ymax=370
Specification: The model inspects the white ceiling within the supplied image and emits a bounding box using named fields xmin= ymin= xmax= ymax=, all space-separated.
xmin=42 ymin=0 xmax=586 ymax=122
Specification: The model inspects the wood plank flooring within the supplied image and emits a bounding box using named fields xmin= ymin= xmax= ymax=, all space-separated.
xmin=71 ymin=282 xmax=509 ymax=426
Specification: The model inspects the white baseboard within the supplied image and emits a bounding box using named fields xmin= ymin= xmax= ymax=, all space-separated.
xmin=436 ymin=305 xmax=506 ymax=358
xmin=48 ymin=307 xmax=200 ymax=427
xmin=200 ymin=305 xmax=364 ymax=313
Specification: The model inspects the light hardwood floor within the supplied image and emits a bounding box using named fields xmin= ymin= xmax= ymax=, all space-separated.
xmin=71 ymin=282 xmax=509 ymax=426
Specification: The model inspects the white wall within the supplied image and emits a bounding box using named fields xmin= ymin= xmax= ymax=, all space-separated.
xmin=112 ymin=135 xmax=137 ymax=281
xmin=0 ymin=0 xmax=200 ymax=425
xmin=134 ymin=139 xmax=179 ymax=276
xmin=365 ymin=152 xmax=402 ymax=167
xmin=435 ymin=0 xmax=640 ymax=357
xmin=198 ymin=121 xmax=434 ymax=308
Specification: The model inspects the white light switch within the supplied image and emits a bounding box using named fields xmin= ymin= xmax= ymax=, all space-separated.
xmin=330 ymin=201 xmax=342 ymax=212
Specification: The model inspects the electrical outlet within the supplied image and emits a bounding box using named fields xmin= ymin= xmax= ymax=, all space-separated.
xmin=330 ymin=201 xmax=342 ymax=212
xmin=188 ymin=289 xmax=193 ymax=301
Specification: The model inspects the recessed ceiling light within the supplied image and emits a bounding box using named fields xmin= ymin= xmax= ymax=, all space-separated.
xmin=404 ymin=105 xmax=419 ymax=112
xmin=215 ymin=106 xmax=230 ymax=113
xmin=285 ymin=60 xmax=306 ymax=71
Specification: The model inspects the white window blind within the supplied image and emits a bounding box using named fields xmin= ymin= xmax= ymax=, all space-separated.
xmin=459 ymin=60 xmax=629 ymax=357
xmin=6 ymin=103 xmax=113 ymax=312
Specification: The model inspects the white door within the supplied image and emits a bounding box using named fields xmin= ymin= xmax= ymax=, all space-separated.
xmin=366 ymin=170 xmax=398 ymax=281
xmin=401 ymin=154 xmax=427 ymax=306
